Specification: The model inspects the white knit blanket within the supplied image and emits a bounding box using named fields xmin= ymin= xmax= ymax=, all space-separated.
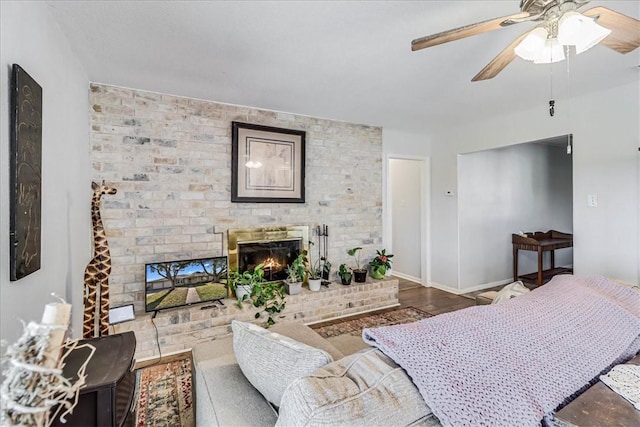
xmin=363 ymin=276 xmax=640 ymax=427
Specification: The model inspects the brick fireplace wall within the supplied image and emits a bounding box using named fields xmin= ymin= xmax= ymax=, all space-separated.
xmin=89 ymin=84 xmax=385 ymax=357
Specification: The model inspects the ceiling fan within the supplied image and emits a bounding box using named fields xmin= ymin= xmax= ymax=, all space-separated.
xmin=411 ymin=0 xmax=640 ymax=81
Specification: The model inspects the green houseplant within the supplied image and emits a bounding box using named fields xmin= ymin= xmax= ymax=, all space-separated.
xmin=337 ymin=263 xmax=352 ymax=286
xmin=228 ymin=263 xmax=265 ymax=306
xmin=307 ymin=243 xmax=322 ymax=291
xmin=347 ymin=247 xmax=367 ymax=283
xmin=369 ymin=249 xmax=394 ymax=279
xmin=229 ymin=263 xmax=286 ymax=326
xmin=250 ymin=280 xmax=287 ymax=327
xmin=285 ymin=252 xmax=306 ymax=295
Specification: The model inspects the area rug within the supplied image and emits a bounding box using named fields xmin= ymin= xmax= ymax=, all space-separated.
xmin=311 ymin=306 xmax=433 ymax=339
xmin=135 ymin=356 xmax=194 ymax=427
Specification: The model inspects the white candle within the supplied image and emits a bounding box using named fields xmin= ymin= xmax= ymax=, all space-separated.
xmin=41 ymin=303 xmax=71 ymax=326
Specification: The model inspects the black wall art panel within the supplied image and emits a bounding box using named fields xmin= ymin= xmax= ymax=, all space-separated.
xmin=9 ymin=64 xmax=42 ymax=280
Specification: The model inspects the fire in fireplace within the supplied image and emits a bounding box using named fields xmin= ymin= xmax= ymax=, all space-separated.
xmin=228 ymin=226 xmax=309 ymax=282
xmin=237 ymin=240 xmax=301 ymax=281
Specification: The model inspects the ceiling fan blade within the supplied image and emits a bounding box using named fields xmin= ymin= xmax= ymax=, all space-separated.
xmin=471 ymin=30 xmax=530 ymax=82
xmin=582 ymin=6 xmax=640 ymax=54
xmin=411 ymin=12 xmax=530 ymax=51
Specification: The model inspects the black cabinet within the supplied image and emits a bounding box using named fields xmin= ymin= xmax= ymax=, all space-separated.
xmin=52 ymin=331 xmax=136 ymax=427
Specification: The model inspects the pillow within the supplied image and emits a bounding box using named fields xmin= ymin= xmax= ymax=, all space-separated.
xmin=276 ymin=348 xmax=435 ymax=427
xmin=492 ymin=280 xmax=530 ymax=304
xmin=231 ymin=320 xmax=333 ymax=407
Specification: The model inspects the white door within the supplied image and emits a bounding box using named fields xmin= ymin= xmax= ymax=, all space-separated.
xmin=388 ymin=158 xmax=429 ymax=284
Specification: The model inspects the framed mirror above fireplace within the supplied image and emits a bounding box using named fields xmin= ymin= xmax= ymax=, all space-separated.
xmin=228 ymin=226 xmax=309 ymax=282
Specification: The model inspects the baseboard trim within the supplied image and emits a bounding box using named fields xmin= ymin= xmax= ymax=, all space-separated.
xmin=392 ymin=271 xmax=423 ymax=285
xmin=459 ymin=278 xmax=514 ymax=294
xmin=135 ymin=349 xmax=192 ymax=369
xmin=428 ymin=278 xmax=514 ymax=295
xmin=427 ymin=281 xmax=462 ymax=294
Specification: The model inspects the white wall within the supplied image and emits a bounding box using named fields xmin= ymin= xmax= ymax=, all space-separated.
xmin=424 ymin=81 xmax=638 ymax=290
xmin=458 ymin=143 xmax=573 ymax=289
xmin=0 ymin=2 xmax=90 ymax=343
xmin=572 ymin=84 xmax=639 ymax=280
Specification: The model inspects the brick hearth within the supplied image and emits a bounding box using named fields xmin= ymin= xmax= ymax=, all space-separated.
xmin=114 ymin=277 xmax=398 ymax=360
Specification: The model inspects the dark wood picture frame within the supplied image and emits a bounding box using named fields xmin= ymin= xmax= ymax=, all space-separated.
xmin=231 ymin=122 xmax=305 ymax=203
xmin=9 ymin=64 xmax=43 ymax=281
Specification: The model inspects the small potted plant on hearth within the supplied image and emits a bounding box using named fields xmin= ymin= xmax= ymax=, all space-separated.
xmin=284 ymin=253 xmax=306 ymax=295
xmin=307 ymin=242 xmax=322 ymax=292
xmin=229 ymin=263 xmax=287 ymax=326
xmin=228 ymin=263 xmax=266 ymax=307
xmin=369 ymin=249 xmax=394 ymax=280
xmin=337 ymin=263 xmax=352 ymax=286
xmin=347 ymin=247 xmax=367 ymax=283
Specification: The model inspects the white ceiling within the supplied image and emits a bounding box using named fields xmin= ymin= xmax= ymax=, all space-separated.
xmin=46 ymin=1 xmax=640 ymax=133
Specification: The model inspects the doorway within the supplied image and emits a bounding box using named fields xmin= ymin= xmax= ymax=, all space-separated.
xmin=457 ymin=137 xmax=573 ymax=290
xmin=386 ymin=157 xmax=430 ymax=285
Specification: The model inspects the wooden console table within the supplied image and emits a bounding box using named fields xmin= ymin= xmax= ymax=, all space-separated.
xmin=512 ymin=230 xmax=573 ymax=287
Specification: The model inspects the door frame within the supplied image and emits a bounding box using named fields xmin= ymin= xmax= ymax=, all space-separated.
xmin=384 ymin=155 xmax=431 ymax=286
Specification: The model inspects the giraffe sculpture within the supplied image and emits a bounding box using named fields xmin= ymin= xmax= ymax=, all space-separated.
xmin=83 ymin=180 xmax=117 ymax=338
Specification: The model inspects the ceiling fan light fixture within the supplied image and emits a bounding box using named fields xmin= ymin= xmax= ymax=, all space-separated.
xmin=573 ymin=21 xmax=612 ymax=54
xmin=533 ymin=38 xmax=566 ymax=64
xmin=515 ymin=27 xmax=549 ymax=61
xmin=557 ymin=11 xmax=612 ymax=53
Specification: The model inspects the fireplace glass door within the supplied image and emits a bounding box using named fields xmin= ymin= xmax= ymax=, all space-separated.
xmin=237 ymin=239 xmax=301 ymax=281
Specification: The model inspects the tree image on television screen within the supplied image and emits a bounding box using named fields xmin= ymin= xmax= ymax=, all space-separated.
xmin=146 ymin=258 xmax=228 ymax=311
xmin=149 ymin=261 xmax=194 ymax=291
xmin=197 ymin=258 xmax=227 ymax=283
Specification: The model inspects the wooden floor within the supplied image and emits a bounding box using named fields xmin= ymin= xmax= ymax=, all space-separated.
xmin=397 ymin=277 xmax=477 ymax=315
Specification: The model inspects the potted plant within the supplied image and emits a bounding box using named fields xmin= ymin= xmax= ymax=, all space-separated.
xmin=337 ymin=263 xmax=352 ymax=286
xmin=369 ymin=249 xmax=394 ymax=279
xmin=307 ymin=243 xmax=322 ymax=291
xmin=251 ymin=280 xmax=287 ymax=327
xmin=347 ymin=247 xmax=367 ymax=283
xmin=284 ymin=253 xmax=306 ymax=295
xmin=228 ymin=263 xmax=266 ymax=307
xmin=229 ymin=263 xmax=287 ymax=326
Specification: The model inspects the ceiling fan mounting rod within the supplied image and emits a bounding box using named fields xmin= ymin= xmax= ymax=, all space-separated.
xmin=520 ymin=0 xmax=590 ymax=15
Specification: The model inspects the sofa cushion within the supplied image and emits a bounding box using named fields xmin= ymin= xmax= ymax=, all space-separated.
xmin=269 ymin=321 xmax=345 ymax=360
xmin=232 ymin=320 xmax=334 ymax=407
xmin=195 ymin=341 xmax=278 ymax=427
xmin=276 ymin=347 xmax=436 ymax=427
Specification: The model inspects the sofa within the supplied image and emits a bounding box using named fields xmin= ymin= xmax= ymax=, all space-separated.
xmin=192 ymin=276 xmax=640 ymax=427
xmin=192 ymin=320 xmax=438 ymax=427
xmin=193 ymin=322 xmax=339 ymax=427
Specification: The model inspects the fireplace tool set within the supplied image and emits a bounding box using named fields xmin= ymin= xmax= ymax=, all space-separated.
xmin=315 ymin=224 xmax=330 ymax=286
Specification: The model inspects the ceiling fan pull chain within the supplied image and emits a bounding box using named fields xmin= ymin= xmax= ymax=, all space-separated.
xmin=549 ymin=60 xmax=555 ymax=117
xmin=566 ymin=44 xmax=572 ymax=154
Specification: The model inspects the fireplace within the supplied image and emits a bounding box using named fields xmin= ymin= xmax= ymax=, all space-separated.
xmin=228 ymin=226 xmax=309 ymax=281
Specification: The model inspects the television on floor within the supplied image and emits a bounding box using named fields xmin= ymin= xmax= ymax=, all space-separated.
xmin=145 ymin=256 xmax=228 ymax=312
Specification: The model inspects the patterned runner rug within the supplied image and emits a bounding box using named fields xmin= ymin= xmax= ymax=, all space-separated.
xmin=310 ymin=306 xmax=433 ymax=339
xmin=134 ymin=356 xmax=194 ymax=427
